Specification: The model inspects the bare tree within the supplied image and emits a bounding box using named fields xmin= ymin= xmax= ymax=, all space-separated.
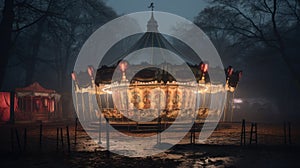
xmin=0 ymin=0 xmax=14 ymax=90
xmin=1 ymin=0 xmax=117 ymax=90
xmin=0 ymin=0 xmax=58 ymax=89
xmin=195 ymin=0 xmax=300 ymax=83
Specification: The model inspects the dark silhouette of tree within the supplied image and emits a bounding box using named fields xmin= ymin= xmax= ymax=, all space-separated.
xmin=0 ymin=0 xmax=117 ymax=90
xmin=195 ymin=0 xmax=300 ymax=86
xmin=0 ymin=0 xmax=56 ymax=89
xmin=0 ymin=0 xmax=14 ymax=90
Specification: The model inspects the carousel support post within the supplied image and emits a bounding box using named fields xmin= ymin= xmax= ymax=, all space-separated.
xmin=222 ymin=100 xmax=227 ymax=122
xmin=191 ymin=93 xmax=198 ymax=145
xmin=88 ymin=92 xmax=93 ymax=121
xmin=194 ymin=91 xmax=201 ymax=144
xmin=97 ymin=91 xmax=102 ymax=145
xmin=98 ymin=112 xmax=102 ymax=144
xmin=81 ymin=90 xmax=86 ymax=121
xmin=157 ymin=89 xmax=161 ymax=145
xmin=74 ymin=91 xmax=79 ymax=117
xmin=88 ymin=66 xmax=95 ymax=120
xmin=126 ymin=91 xmax=130 ymax=132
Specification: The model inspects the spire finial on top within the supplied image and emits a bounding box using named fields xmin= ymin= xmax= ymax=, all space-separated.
xmin=148 ymin=2 xmax=154 ymax=11
xmin=147 ymin=2 xmax=158 ymax=32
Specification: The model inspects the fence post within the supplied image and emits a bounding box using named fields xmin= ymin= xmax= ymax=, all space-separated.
xmin=11 ymin=127 xmax=14 ymax=152
xmin=284 ymin=122 xmax=287 ymax=144
xmin=56 ymin=128 xmax=59 ymax=151
xmin=60 ymin=128 xmax=64 ymax=151
xmin=75 ymin=118 xmax=78 ymax=145
xmin=23 ymin=128 xmax=27 ymax=152
xmin=250 ymin=123 xmax=258 ymax=144
xmin=255 ymin=123 xmax=258 ymax=144
xmin=66 ymin=126 xmax=71 ymax=153
xmin=240 ymin=119 xmax=246 ymax=146
xmin=39 ymin=122 xmax=43 ymax=150
xmin=244 ymin=121 xmax=246 ymax=145
xmin=15 ymin=128 xmax=21 ymax=152
xmin=250 ymin=123 xmax=253 ymax=144
xmin=288 ymin=122 xmax=292 ymax=144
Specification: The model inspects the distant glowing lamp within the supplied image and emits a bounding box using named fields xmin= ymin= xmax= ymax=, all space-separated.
xmin=200 ymin=63 xmax=208 ymax=72
xmin=238 ymin=71 xmax=242 ymax=80
xmin=71 ymin=71 xmax=79 ymax=91
xmin=119 ymin=61 xmax=128 ymax=81
xmin=119 ymin=61 xmax=128 ymax=72
xmin=87 ymin=66 xmax=94 ymax=78
xmin=233 ymin=98 xmax=243 ymax=104
xmin=200 ymin=63 xmax=208 ymax=81
xmin=203 ymin=64 xmax=208 ymax=73
xmin=71 ymin=71 xmax=77 ymax=81
xmin=227 ymin=66 xmax=233 ymax=77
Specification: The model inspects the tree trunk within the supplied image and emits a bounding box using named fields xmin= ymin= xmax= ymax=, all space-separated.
xmin=24 ymin=19 xmax=45 ymax=85
xmin=0 ymin=0 xmax=14 ymax=90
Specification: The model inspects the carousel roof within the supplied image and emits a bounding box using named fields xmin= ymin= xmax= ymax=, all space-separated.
xmin=99 ymin=12 xmax=201 ymax=67
xmin=16 ymin=82 xmax=56 ymax=93
xmin=95 ymin=12 xmax=202 ymax=85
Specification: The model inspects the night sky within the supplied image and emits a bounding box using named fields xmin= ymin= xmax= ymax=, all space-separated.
xmin=105 ymin=0 xmax=208 ymax=21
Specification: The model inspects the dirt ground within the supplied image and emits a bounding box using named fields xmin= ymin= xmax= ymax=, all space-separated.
xmin=0 ymin=121 xmax=299 ymax=167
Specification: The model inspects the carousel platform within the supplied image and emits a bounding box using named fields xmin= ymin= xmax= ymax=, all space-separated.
xmin=81 ymin=120 xmax=208 ymax=133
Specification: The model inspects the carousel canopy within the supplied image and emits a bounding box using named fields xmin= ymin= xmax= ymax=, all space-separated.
xmin=96 ymin=12 xmax=203 ymax=85
xmin=99 ymin=12 xmax=201 ymax=67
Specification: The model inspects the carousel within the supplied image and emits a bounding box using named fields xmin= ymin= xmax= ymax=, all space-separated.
xmin=71 ymin=10 xmax=242 ymax=123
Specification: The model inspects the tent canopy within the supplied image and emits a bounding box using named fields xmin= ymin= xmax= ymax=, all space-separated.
xmin=16 ymin=82 xmax=60 ymax=100
xmin=0 ymin=92 xmax=17 ymax=122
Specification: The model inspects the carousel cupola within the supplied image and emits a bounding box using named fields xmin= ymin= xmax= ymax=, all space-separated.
xmin=147 ymin=11 xmax=158 ymax=32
